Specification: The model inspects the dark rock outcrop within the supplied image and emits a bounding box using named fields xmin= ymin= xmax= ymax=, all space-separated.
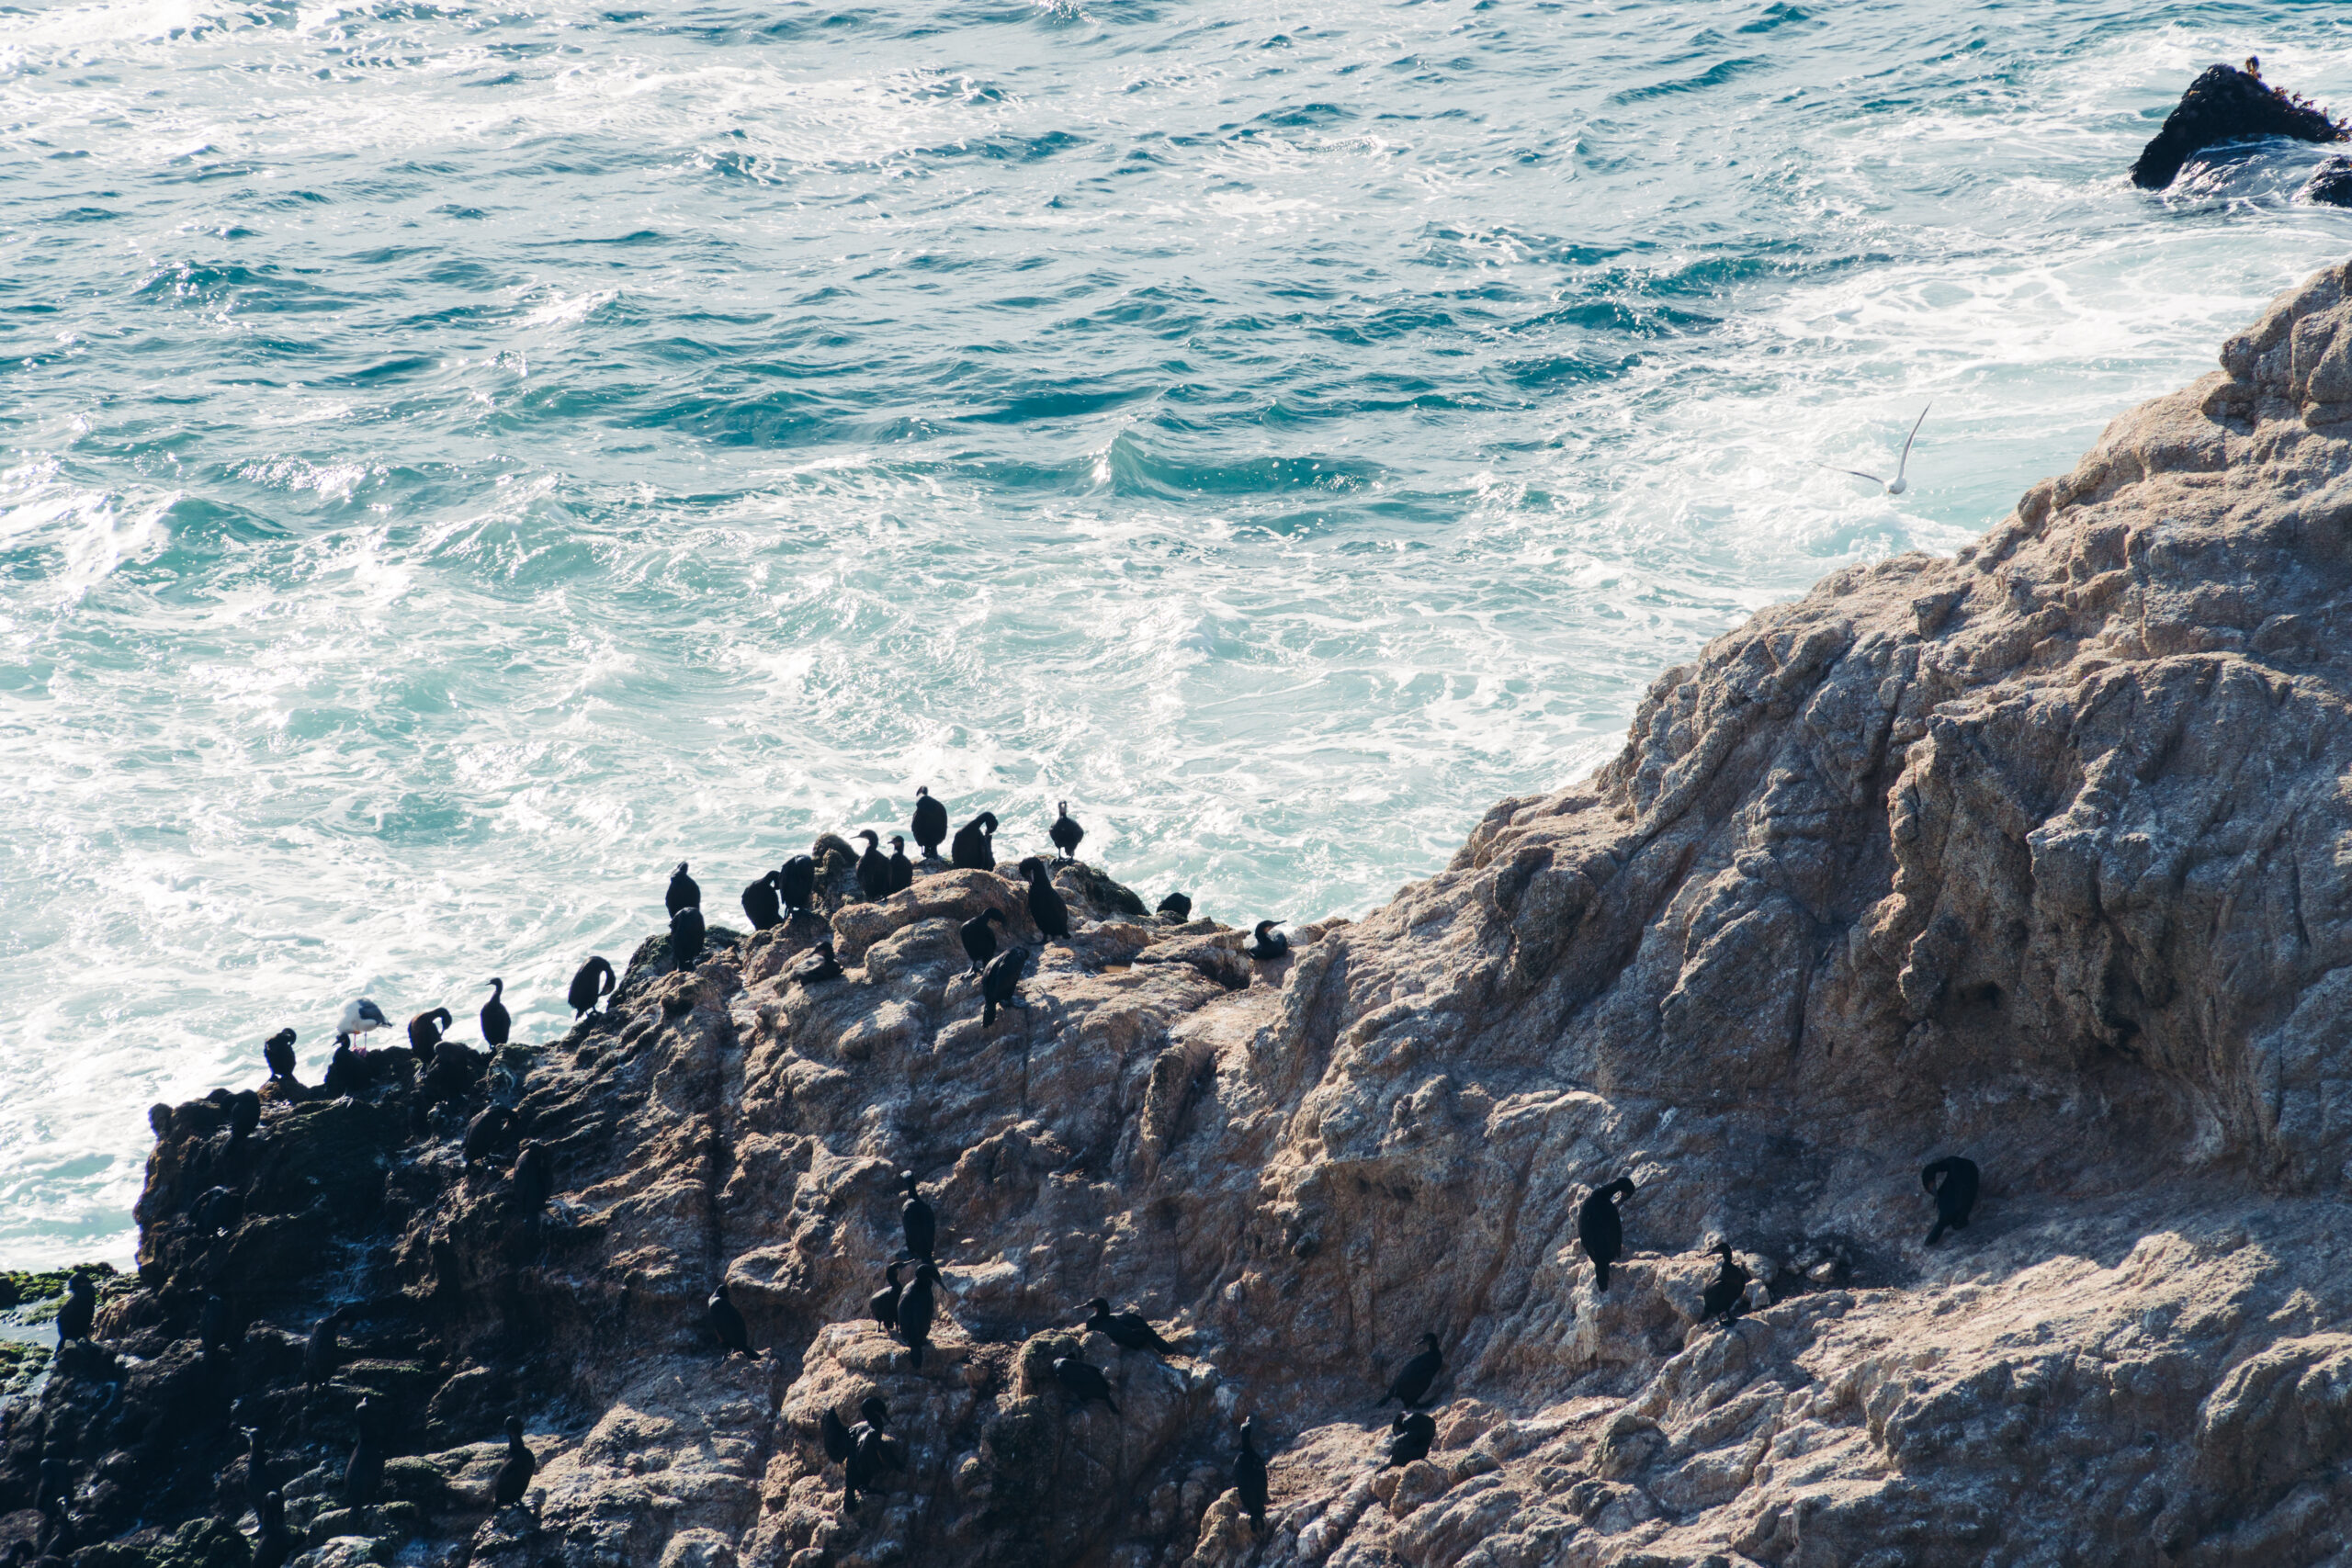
xmin=2131 ymin=63 xmax=2344 ymax=190
xmin=2304 ymin=152 xmax=2352 ymax=208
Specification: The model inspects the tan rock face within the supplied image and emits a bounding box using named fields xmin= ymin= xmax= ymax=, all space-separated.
xmin=25 ymin=265 xmax=2352 ymax=1568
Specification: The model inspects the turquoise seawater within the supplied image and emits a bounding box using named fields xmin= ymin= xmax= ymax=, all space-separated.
xmin=3 ymin=0 xmax=2349 ymax=1264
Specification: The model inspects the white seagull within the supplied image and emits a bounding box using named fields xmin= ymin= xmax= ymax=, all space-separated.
xmin=338 ymin=998 xmax=390 ymax=1039
xmin=1819 ymin=403 xmax=1930 ymax=496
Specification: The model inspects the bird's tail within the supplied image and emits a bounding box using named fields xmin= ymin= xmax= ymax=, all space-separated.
xmin=1594 ymin=1258 xmax=1610 ymax=1292
xmin=1926 ymin=1219 xmax=1948 ymax=1247
xmin=908 ymin=1341 xmax=923 ymax=1370
xmin=983 ymin=998 xmax=997 ymax=1028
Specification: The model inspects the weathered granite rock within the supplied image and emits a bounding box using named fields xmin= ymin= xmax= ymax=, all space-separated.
xmin=26 ymin=263 xmax=2352 ymax=1567
xmin=2131 ymin=63 xmax=2344 ymax=190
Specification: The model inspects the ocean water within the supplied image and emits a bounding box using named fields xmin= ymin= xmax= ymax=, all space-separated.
xmin=2 ymin=0 xmax=2348 ymax=1266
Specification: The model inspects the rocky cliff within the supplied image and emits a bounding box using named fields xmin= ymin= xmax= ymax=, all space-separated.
xmin=14 ymin=263 xmax=2352 ymax=1568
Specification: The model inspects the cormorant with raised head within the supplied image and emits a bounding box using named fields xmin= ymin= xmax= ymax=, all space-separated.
xmin=779 ymin=855 xmax=817 ymax=918
xmin=980 ymin=946 xmax=1026 ymax=1027
xmin=911 ymin=787 xmax=948 ymax=859
xmin=707 ymin=1281 xmax=752 ymax=1357
xmin=492 ymin=1416 xmax=535 ymax=1508
xmin=55 ymin=1272 xmax=95 ymax=1346
xmin=1382 ymin=1333 xmax=1442 ymax=1407
xmin=1244 ymin=920 xmax=1289 ymax=961
xmin=899 ymin=1169 xmax=935 ymax=1262
xmin=338 ymin=998 xmax=390 ymax=1041
xmin=481 ymin=979 xmax=510 ymax=1049
xmin=1235 ymin=1416 xmax=1269 ymax=1530
xmin=1700 ymin=1242 xmax=1750 ymax=1326
xmin=1050 ymin=800 xmax=1085 ymax=862
xmin=741 ymin=870 xmax=782 ymax=932
xmin=951 ymin=811 xmax=998 ymax=871
xmin=896 ymin=1262 xmax=944 ymax=1369
xmin=1019 ymin=856 xmax=1070 ymax=941
xmin=888 ymin=835 xmax=914 ymax=894
xmin=671 ymin=904 xmax=707 ymax=971
xmin=1080 ymin=1297 xmax=1174 ymax=1355
xmin=1384 ymin=1411 xmax=1437 ymax=1469
xmin=568 ymin=956 xmax=616 ymax=1019
xmin=343 ymin=1397 xmax=384 ymax=1507
xmin=870 ymin=1262 xmax=903 ymax=1334
xmin=324 ymin=1033 xmax=366 ymax=1097
xmin=1922 ymin=1155 xmax=1980 ymax=1246
xmin=666 ymin=862 xmax=700 ymax=916
xmin=960 ymin=908 xmax=1004 ymax=972
xmin=843 ymin=1396 xmax=903 ymax=1512
xmin=263 ymin=1028 xmax=298 ymax=1083
xmin=792 ymin=940 xmax=842 ymax=986
xmin=407 ymin=1008 xmax=453 ymax=1060
xmin=1579 ymin=1176 xmax=1636 ymax=1291
xmin=1054 ymin=1354 xmax=1118 ymax=1412
xmin=855 ymin=830 xmax=890 ymax=901
xmin=1157 ymin=892 xmax=1192 ymax=923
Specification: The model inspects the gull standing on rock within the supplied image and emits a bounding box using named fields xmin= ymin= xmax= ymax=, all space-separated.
xmin=338 ymin=998 xmax=390 ymax=1042
xmin=1817 ymin=404 xmax=1929 ymax=495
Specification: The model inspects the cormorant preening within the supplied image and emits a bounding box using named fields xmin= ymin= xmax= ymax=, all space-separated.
xmin=911 ymin=787 xmax=948 ymax=859
xmin=951 ymin=811 xmax=998 ymax=871
xmin=741 ymin=871 xmax=782 ymax=932
xmin=461 ymin=1105 xmax=514 ymax=1166
xmin=888 ymin=835 xmax=914 ymax=895
xmin=263 ymin=1028 xmax=298 ymax=1083
xmin=899 ymin=1169 xmax=936 ymax=1262
xmin=707 ymin=1281 xmax=752 ymax=1357
xmin=792 ymin=940 xmax=843 ymax=986
xmin=1050 ymin=800 xmax=1085 ymax=862
xmin=481 ymin=979 xmax=510 ymax=1050
xmin=253 ymin=1491 xmax=291 ymax=1568
xmin=1080 ymin=1297 xmax=1175 ymax=1355
xmin=568 ymin=956 xmax=616 ymax=1019
xmin=407 ymin=1008 xmax=453 ymax=1060
xmin=1922 ymin=1155 xmax=1980 ymax=1246
xmin=820 ymin=1406 xmax=853 ymax=1467
xmin=1157 ymin=892 xmax=1192 ymax=923
xmin=1384 ymin=1411 xmax=1437 ymax=1469
xmin=843 ymin=1396 xmax=903 ymax=1512
xmin=1019 ymin=856 xmax=1070 ymax=941
xmin=1053 ymin=1355 xmax=1118 ymax=1413
xmin=980 ymin=946 xmax=1026 ymax=1028
xmin=1578 ymin=1176 xmax=1636 ymax=1291
xmin=671 ymin=904 xmax=707 ymax=971
xmin=303 ymin=1310 xmax=340 ymax=1389
xmin=1382 ymin=1333 xmax=1442 ymax=1408
xmin=856 ymin=830 xmax=890 ymax=901
xmin=870 ymin=1262 xmax=903 ymax=1334
xmin=1235 ymin=1416 xmax=1269 ymax=1530
xmin=896 ymin=1262 xmax=944 ymax=1369
xmin=55 ymin=1272 xmax=95 ymax=1346
xmin=666 ymin=862 xmax=701 ymax=916
xmin=492 ymin=1416 xmax=535 ymax=1508
xmin=779 ymin=855 xmax=817 ymax=918
xmin=344 ymin=1397 xmax=383 ymax=1507
xmin=510 ymin=1142 xmax=553 ymax=1211
xmin=337 ymin=998 xmax=390 ymax=1041
xmin=960 ymin=908 xmax=1005 ymax=972
xmin=1700 ymin=1242 xmax=1750 ymax=1326
xmin=324 ymin=1034 xmax=365 ymax=1098
xmin=228 ymin=1089 xmax=261 ymax=1145
xmin=1244 ymin=920 xmax=1289 ymax=961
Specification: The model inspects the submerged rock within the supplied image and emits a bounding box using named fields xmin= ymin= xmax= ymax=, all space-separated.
xmin=2305 ymin=152 xmax=2352 ymax=207
xmin=2131 ymin=62 xmax=2345 ymax=190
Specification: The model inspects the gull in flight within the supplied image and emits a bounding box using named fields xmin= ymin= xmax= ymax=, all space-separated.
xmin=1818 ymin=403 xmax=1929 ymax=496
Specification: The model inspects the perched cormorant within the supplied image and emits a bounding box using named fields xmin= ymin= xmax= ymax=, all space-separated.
xmin=899 ymin=1169 xmax=936 ymax=1262
xmin=778 ymin=855 xmax=817 ymax=917
xmin=568 ymin=956 xmax=616 ymax=1019
xmin=1080 ymin=1297 xmax=1174 ymax=1355
xmin=228 ymin=1089 xmax=261 ymax=1145
xmin=1052 ymin=1355 xmax=1118 ymax=1413
xmin=887 ymin=835 xmax=914 ymax=895
xmin=406 ymin=1008 xmax=452 ymax=1059
xmin=741 ymin=871 xmax=782 ymax=932
xmin=896 ymin=1262 xmax=944 ymax=1368
xmin=1384 ymin=1411 xmax=1437 ymax=1470
xmin=1382 ymin=1333 xmax=1442 ymax=1408
xmin=343 ymin=1397 xmax=383 ymax=1507
xmin=492 ymin=1416 xmax=535 ymax=1508
xmin=911 ymin=787 xmax=948 ymax=859
xmin=337 ymin=998 xmax=390 ymax=1041
xmin=243 ymin=1425 xmax=269 ymax=1508
xmin=461 ymin=1105 xmax=514 ymax=1166
xmin=1019 ymin=856 xmax=1070 ymax=942
xmin=510 ymin=1142 xmax=553 ymax=1211
xmin=855 ymin=830 xmax=890 ymax=901
xmin=1157 ymin=892 xmax=1192 ymax=923
xmin=253 ymin=1492 xmax=291 ymax=1568
xmin=1578 ymin=1176 xmax=1636 ymax=1291
xmin=1235 ymin=1416 xmax=1269 ymax=1530
xmin=870 ymin=1262 xmax=903 ymax=1334
xmin=198 ymin=1292 xmax=232 ymax=1354
xmin=323 ymin=1034 xmax=366 ymax=1098
xmin=303 ymin=1310 xmax=340 ymax=1389
xmin=480 ymin=979 xmax=510 ymax=1050
xmin=951 ymin=811 xmax=998 ymax=871
xmin=820 ymin=1406 xmax=853 ymax=1467
xmin=671 ymin=904 xmax=707 ymax=971
xmin=1049 ymin=800 xmax=1085 ymax=862
xmin=1700 ymin=1242 xmax=1751 ymax=1326
xmin=55 ymin=1272 xmax=95 ymax=1346
xmin=1244 ymin=920 xmax=1289 ymax=961
xmin=980 ymin=946 xmax=1026 ymax=1028
xmin=960 ymin=908 xmax=1005 ymax=972
xmin=1922 ymin=1155 xmax=1980 ymax=1246
xmin=666 ymin=862 xmax=701 ymax=916
xmin=263 ymin=1028 xmax=298 ymax=1083
xmin=843 ymin=1396 xmax=903 ymax=1512
xmin=707 ymin=1281 xmax=752 ymax=1358
xmin=792 ymin=940 xmax=843 ymax=986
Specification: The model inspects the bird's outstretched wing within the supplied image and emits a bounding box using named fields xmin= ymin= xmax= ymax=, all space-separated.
xmin=1814 ymin=462 xmax=1887 ymax=485
xmin=1894 ymin=402 xmax=1931 ymax=484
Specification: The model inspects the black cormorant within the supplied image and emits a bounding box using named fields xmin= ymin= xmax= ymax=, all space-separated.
xmin=1384 ymin=1411 xmax=1436 ymax=1469
xmin=671 ymin=904 xmax=707 ymax=971
xmin=792 ymin=940 xmax=843 ymax=986
xmin=951 ymin=812 xmax=998 ymax=871
xmin=779 ymin=855 xmax=817 ymax=917
xmin=253 ymin=1492 xmax=291 ymax=1568
xmin=896 ymin=1262 xmax=944 ymax=1369
xmin=1700 ymin=1242 xmax=1750 ymax=1326
xmin=911 ymin=787 xmax=948 ymax=859
xmin=190 ymin=1185 xmax=243 ymax=1237
xmin=228 ymin=1090 xmax=261 ymax=1145
xmin=343 ymin=1397 xmax=383 ymax=1507
xmin=870 ymin=1262 xmax=903 ymax=1334
xmin=1050 ymin=800 xmax=1085 ymax=862
xmin=1922 ymin=1155 xmax=1980 ymax=1246
xmin=980 ymin=946 xmax=1026 ymax=1027
xmin=461 ymin=1105 xmax=513 ymax=1166
xmin=741 ymin=871 xmax=782 ymax=932
xmin=480 ymin=979 xmax=510 ymax=1049
xmin=667 ymin=862 xmax=700 ymax=916
xmin=198 ymin=1292 xmax=232 ymax=1353
xmin=1019 ymin=857 xmax=1070 ymax=941
xmin=899 ymin=1169 xmax=935 ymax=1262
xmin=492 ymin=1416 xmax=535 ymax=1508
xmin=1052 ymin=1355 xmax=1117 ymax=1413
xmin=263 ymin=1028 xmax=298 ymax=1083
xmin=961 ymin=908 xmax=1005 ymax=972
xmin=888 ymin=835 xmax=914 ymax=894
xmin=1235 ymin=1416 xmax=1269 ymax=1530
xmin=1080 ymin=1297 xmax=1175 ymax=1355
xmin=407 ymin=1008 xmax=453 ymax=1060
xmin=1578 ymin=1176 xmax=1635 ymax=1291
xmin=708 ymin=1281 xmax=752 ymax=1357
xmin=855 ymin=830 xmax=889 ymax=901
xmin=303 ymin=1310 xmax=339 ymax=1389
xmin=324 ymin=1034 xmax=365 ymax=1098
xmin=1157 ymin=892 xmax=1192 ymax=923
xmin=1244 ymin=920 xmax=1289 ymax=961
xmin=820 ymin=1406 xmax=853 ymax=1467
xmin=55 ymin=1272 xmax=95 ymax=1346
xmin=568 ymin=956 xmax=616 ymax=1018
xmin=510 ymin=1142 xmax=552 ymax=1211
xmin=1382 ymin=1333 xmax=1442 ymax=1407
xmin=843 ymin=1396 xmax=903 ymax=1512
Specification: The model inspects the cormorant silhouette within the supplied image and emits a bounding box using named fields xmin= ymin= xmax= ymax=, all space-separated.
xmin=1700 ymin=1242 xmax=1751 ymax=1326
xmin=741 ymin=870 xmax=782 ymax=932
xmin=1578 ymin=1176 xmax=1636 ymax=1291
xmin=792 ymin=940 xmax=842 ymax=986
xmin=1384 ymin=1411 xmax=1437 ymax=1469
xmin=55 ymin=1273 xmax=95 ymax=1345
xmin=671 ymin=904 xmax=707 ymax=971
xmin=1080 ymin=1297 xmax=1175 ymax=1355
xmin=253 ymin=1491 xmax=291 ymax=1568
xmin=492 ymin=1416 xmax=535 ymax=1508
xmin=896 ymin=1262 xmax=944 ymax=1369
xmin=960 ymin=908 xmax=1005 ymax=972
xmin=843 ymin=1396 xmax=903 ymax=1512
xmin=407 ymin=1008 xmax=453 ymax=1060
xmin=980 ymin=946 xmax=1026 ymax=1027
xmin=343 ymin=1398 xmax=383 ymax=1507
xmin=461 ymin=1105 xmax=513 ymax=1166
xmin=1054 ymin=1355 xmax=1118 ymax=1412
xmin=197 ymin=1292 xmax=232 ymax=1354
xmin=1235 ymin=1416 xmax=1269 ymax=1530
xmin=1922 ymin=1155 xmax=1981 ymax=1246
xmin=666 ymin=862 xmax=700 ymax=916
xmin=899 ymin=1169 xmax=935 ymax=1262
xmin=870 ymin=1262 xmax=903 ymax=1334
xmin=1382 ymin=1333 xmax=1442 ymax=1407
xmin=481 ymin=979 xmax=510 ymax=1049
xmin=951 ymin=811 xmax=998 ymax=871
xmin=779 ymin=855 xmax=817 ymax=918
xmin=911 ymin=787 xmax=948 ymax=859
xmin=228 ymin=1090 xmax=260 ymax=1145
xmin=1019 ymin=856 xmax=1069 ymax=941
xmin=707 ymin=1281 xmax=752 ymax=1357
xmin=568 ymin=956 xmax=616 ymax=1019
xmin=1244 ymin=920 xmax=1289 ymax=961
xmin=303 ymin=1310 xmax=340 ymax=1389
xmin=1049 ymin=800 xmax=1085 ymax=862
xmin=820 ymin=1406 xmax=853 ymax=1467
xmin=263 ymin=1028 xmax=298 ymax=1083
xmin=855 ymin=830 xmax=889 ymax=901
xmin=887 ymin=835 xmax=913 ymax=894
xmin=324 ymin=1034 xmax=366 ymax=1097
xmin=510 ymin=1142 xmax=552 ymax=1212
xmin=1157 ymin=892 xmax=1193 ymax=923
